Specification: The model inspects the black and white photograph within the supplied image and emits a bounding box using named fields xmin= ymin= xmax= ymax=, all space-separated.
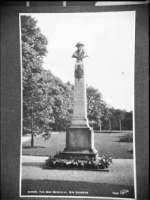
xmin=1 ymin=2 xmax=149 ymax=200
xmin=20 ymin=11 xmax=136 ymax=199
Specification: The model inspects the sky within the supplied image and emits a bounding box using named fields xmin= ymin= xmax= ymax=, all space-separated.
xmin=22 ymin=11 xmax=135 ymax=111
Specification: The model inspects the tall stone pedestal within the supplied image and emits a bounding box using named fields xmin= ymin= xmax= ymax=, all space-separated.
xmin=60 ymin=127 xmax=98 ymax=160
xmin=60 ymin=62 xmax=98 ymax=160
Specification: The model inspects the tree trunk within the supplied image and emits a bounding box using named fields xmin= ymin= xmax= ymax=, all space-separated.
xmin=31 ymin=106 xmax=34 ymax=147
xmin=109 ymin=119 xmax=111 ymax=134
xmin=31 ymin=133 xmax=34 ymax=147
xmin=119 ymin=119 xmax=122 ymax=132
xmin=99 ymin=120 xmax=101 ymax=132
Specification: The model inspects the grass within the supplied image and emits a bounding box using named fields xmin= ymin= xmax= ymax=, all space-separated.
xmin=22 ymin=132 xmax=133 ymax=159
xmin=22 ymin=133 xmax=134 ymax=198
xmin=21 ymin=180 xmax=134 ymax=198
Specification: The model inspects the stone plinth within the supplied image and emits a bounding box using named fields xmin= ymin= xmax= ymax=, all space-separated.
xmin=60 ymin=127 xmax=98 ymax=160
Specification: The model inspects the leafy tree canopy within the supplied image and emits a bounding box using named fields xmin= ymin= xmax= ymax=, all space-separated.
xmin=86 ymin=85 xmax=107 ymax=121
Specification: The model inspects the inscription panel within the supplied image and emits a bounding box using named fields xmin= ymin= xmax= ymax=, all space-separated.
xmin=68 ymin=128 xmax=91 ymax=149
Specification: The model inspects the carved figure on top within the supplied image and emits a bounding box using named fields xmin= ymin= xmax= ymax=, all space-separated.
xmin=72 ymin=42 xmax=88 ymax=62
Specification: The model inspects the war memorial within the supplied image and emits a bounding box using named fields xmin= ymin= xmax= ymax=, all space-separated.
xmin=45 ymin=43 xmax=112 ymax=170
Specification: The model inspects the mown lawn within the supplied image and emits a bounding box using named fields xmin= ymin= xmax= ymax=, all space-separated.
xmin=22 ymin=132 xmax=133 ymax=159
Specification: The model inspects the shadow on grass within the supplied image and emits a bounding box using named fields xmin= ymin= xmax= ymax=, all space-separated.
xmin=128 ymin=149 xmax=133 ymax=153
xmin=22 ymin=162 xmax=44 ymax=168
xmin=23 ymin=146 xmax=45 ymax=149
xmin=98 ymin=155 xmax=118 ymax=159
xmin=21 ymin=179 xmax=134 ymax=198
xmin=118 ymin=141 xmax=133 ymax=143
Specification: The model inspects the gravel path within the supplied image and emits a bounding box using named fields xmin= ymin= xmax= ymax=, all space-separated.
xmin=21 ymin=156 xmax=134 ymax=186
xmin=22 ymin=134 xmax=31 ymax=143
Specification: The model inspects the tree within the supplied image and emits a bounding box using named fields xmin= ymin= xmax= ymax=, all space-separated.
xmin=107 ymin=108 xmax=125 ymax=130
xmin=22 ymin=14 xmax=74 ymax=139
xmin=21 ymin=16 xmax=133 ymax=139
xmin=21 ymin=15 xmax=48 ymax=146
xmin=100 ymin=106 xmax=133 ymax=131
xmin=50 ymin=78 xmax=74 ymax=131
xmin=86 ymin=86 xmax=107 ymax=126
xmin=122 ymin=111 xmax=133 ymax=130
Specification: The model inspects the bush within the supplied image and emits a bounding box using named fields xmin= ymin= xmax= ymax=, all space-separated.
xmin=119 ymin=133 xmax=133 ymax=142
xmin=129 ymin=148 xmax=133 ymax=153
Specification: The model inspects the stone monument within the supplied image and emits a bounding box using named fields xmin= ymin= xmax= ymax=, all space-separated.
xmin=60 ymin=42 xmax=98 ymax=160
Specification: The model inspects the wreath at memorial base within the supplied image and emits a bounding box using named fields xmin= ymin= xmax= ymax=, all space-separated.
xmin=44 ymin=154 xmax=112 ymax=171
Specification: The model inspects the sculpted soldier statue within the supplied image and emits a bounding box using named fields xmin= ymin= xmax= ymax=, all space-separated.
xmin=72 ymin=42 xmax=88 ymax=62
